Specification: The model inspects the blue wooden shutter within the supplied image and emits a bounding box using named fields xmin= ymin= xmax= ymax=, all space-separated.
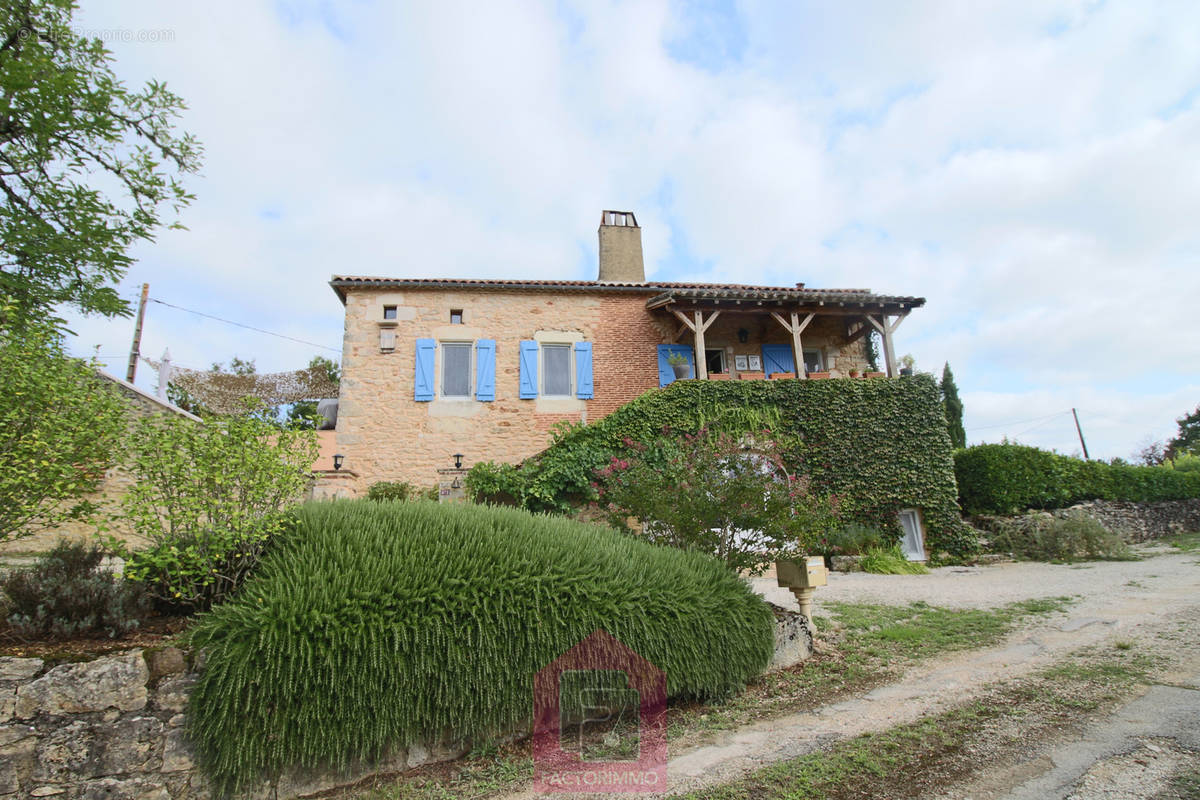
xmin=414 ymin=338 xmax=435 ymax=401
xmin=574 ymin=342 xmax=593 ymax=399
xmin=519 ymin=340 xmax=539 ymax=399
xmin=762 ymin=344 xmax=795 ymax=376
xmin=475 ymin=339 xmax=496 ymax=401
xmin=657 ymin=344 xmax=694 ymax=387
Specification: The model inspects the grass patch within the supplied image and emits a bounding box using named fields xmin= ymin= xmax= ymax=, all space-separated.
xmin=1169 ymin=531 xmax=1200 ymax=553
xmin=332 ymin=746 xmax=531 ymax=800
xmin=665 ymin=596 xmax=1073 ymax=743
xmin=858 ymin=545 xmax=930 ymax=575
xmin=672 ymin=647 xmax=1156 ymax=799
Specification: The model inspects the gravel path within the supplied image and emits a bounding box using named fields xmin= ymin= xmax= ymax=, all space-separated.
xmin=752 ymin=541 xmax=1196 ymax=614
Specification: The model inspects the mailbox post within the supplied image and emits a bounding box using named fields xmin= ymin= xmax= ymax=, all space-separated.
xmin=775 ymin=556 xmax=827 ymax=630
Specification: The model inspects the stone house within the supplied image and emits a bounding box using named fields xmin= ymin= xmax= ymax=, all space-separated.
xmin=328 ymin=211 xmax=924 ymax=493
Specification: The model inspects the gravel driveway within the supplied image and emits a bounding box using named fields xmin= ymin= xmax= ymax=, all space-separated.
xmin=752 ymin=541 xmax=1197 ymax=614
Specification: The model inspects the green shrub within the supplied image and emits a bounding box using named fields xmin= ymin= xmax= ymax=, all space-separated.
xmin=987 ymin=513 xmax=1135 ymax=562
xmin=955 ymin=443 xmax=1200 ymax=515
xmin=469 ymin=376 xmax=975 ymax=556
xmin=819 ymin=523 xmax=887 ymax=557
xmin=119 ymin=408 xmax=319 ymax=610
xmin=596 ymin=429 xmax=840 ymax=574
xmin=186 ymin=500 xmax=775 ymax=795
xmin=1171 ymin=453 xmax=1200 ymax=474
xmin=365 ymin=481 xmax=414 ymax=502
xmin=2 ymin=540 xmax=149 ymax=639
xmin=859 ymin=545 xmax=930 ymax=575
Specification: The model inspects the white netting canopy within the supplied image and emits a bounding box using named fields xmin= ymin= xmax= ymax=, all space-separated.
xmin=145 ymin=358 xmax=338 ymax=415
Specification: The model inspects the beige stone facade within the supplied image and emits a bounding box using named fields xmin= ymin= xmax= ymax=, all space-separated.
xmin=329 ymin=283 xmax=884 ymax=494
xmin=326 ymin=209 xmax=921 ymax=494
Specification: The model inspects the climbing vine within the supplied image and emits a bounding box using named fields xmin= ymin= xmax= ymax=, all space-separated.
xmin=468 ymin=376 xmax=977 ymax=556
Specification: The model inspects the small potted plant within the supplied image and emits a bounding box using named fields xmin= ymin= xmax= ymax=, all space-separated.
xmin=666 ymin=351 xmax=692 ymax=380
xmin=848 ymin=367 xmax=860 ymax=378
xmin=899 ymin=354 xmax=915 ymax=377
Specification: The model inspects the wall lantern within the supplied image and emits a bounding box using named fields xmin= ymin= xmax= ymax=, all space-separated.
xmin=737 ymin=328 xmax=750 ymax=344
xmin=332 ymin=453 xmax=344 ymax=471
xmin=453 ymin=453 xmax=464 ymax=469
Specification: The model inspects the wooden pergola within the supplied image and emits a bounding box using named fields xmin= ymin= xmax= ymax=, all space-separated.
xmin=646 ymin=286 xmax=924 ymax=380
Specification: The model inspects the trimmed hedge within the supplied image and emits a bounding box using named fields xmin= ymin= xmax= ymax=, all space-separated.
xmin=955 ymin=443 xmax=1200 ymax=515
xmin=186 ymin=500 xmax=774 ymax=794
xmin=469 ymin=376 xmax=976 ymax=556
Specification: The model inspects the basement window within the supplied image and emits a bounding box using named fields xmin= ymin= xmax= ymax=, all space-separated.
xmin=450 ymin=309 xmax=464 ymax=324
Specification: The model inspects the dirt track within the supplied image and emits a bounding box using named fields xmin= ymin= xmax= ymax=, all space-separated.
xmin=666 ymin=543 xmax=1200 ymax=797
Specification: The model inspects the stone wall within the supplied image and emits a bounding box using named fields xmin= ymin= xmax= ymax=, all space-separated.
xmin=0 ymin=648 xmax=201 ymax=799
xmin=0 ymin=613 xmax=811 ymax=799
xmin=0 ymin=373 xmax=200 ymax=556
xmin=0 ymin=649 xmax=463 ymax=800
xmin=334 ymin=285 xmax=868 ymax=491
xmin=971 ymin=498 xmax=1200 ymax=544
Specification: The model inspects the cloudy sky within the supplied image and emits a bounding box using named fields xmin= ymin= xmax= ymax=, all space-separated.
xmin=63 ymin=0 xmax=1199 ymax=460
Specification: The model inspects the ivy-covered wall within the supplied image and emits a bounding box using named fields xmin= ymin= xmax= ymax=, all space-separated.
xmin=468 ymin=376 xmax=977 ymax=556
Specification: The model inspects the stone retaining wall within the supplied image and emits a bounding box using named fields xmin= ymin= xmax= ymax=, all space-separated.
xmin=971 ymin=498 xmax=1200 ymax=544
xmin=1 ymin=611 xmax=810 ymax=799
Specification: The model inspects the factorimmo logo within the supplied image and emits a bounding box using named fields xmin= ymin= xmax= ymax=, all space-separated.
xmin=533 ymin=629 xmax=667 ymax=794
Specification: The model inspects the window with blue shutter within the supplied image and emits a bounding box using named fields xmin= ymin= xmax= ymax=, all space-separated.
xmin=657 ymin=344 xmax=694 ymax=387
xmin=414 ymin=338 xmax=435 ymax=401
xmin=519 ymin=340 xmax=539 ymax=399
xmin=574 ymin=341 xmax=593 ymax=399
xmin=761 ymin=344 xmax=795 ymax=377
xmin=475 ymin=339 xmax=496 ymax=401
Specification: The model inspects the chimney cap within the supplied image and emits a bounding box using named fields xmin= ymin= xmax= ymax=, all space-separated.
xmin=600 ymin=210 xmax=638 ymax=228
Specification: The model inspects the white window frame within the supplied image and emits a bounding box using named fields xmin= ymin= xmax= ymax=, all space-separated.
xmin=541 ymin=342 xmax=574 ymax=398
xmin=439 ymin=341 xmax=473 ymax=399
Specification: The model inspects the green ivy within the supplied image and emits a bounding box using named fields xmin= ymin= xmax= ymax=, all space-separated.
xmin=955 ymin=443 xmax=1200 ymax=515
xmin=468 ymin=376 xmax=977 ymax=556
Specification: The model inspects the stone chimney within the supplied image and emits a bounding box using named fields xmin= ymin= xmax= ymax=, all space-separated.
xmin=597 ymin=210 xmax=645 ymax=283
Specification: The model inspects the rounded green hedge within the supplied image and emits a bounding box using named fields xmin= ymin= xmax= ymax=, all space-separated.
xmin=955 ymin=443 xmax=1200 ymax=515
xmin=186 ymin=500 xmax=775 ymax=794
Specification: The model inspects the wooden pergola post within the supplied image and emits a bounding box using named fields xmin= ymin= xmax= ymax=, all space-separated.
xmin=672 ymin=308 xmax=721 ymax=380
xmin=770 ymin=311 xmax=815 ymax=378
xmin=866 ymin=311 xmax=909 ymax=377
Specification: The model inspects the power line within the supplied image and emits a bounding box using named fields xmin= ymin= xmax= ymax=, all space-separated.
xmin=148 ymin=297 xmax=341 ymax=354
xmin=966 ymin=410 xmax=1073 ymax=432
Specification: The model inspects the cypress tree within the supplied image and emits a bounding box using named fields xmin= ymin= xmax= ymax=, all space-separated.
xmin=941 ymin=362 xmax=966 ymax=448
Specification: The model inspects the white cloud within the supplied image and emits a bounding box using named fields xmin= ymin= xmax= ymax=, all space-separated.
xmin=58 ymin=1 xmax=1200 ymax=459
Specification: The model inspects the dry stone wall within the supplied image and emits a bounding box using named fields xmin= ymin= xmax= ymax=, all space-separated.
xmin=971 ymin=498 xmax=1200 ymax=545
xmin=0 ymin=611 xmax=811 ymax=798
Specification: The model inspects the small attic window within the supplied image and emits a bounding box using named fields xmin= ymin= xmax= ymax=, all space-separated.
xmin=383 ymin=305 xmax=397 ymax=320
xmin=450 ymin=309 xmax=463 ymax=324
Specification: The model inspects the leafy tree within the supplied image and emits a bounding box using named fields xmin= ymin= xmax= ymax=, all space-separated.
xmin=0 ymin=312 xmax=127 ymax=541
xmin=117 ymin=401 xmax=320 ymax=610
xmin=595 ymin=429 xmax=840 ymax=574
xmin=1133 ymin=438 xmax=1167 ymax=467
xmin=940 ymin=362 xmax=966 ymax=449
xmin=1168 ymin=405 xmax=1200 ymax=459
xmin=286 ymin=355 xmax=340 ymax=428
xmin=0 ymin=0 xmax=200 ymax=324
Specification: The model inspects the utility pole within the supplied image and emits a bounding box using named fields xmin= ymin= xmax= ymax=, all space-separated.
xmin=1072 ymin=407 xmax=1090 ymax=460
xmin=126 ymin=283 xmax=149 ymax=383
